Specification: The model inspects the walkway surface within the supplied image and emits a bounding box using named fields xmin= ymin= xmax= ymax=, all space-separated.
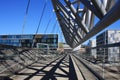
xmin=10 ymin=54 xmax=84 ymax=80
xmin=0 ymin=53 xmax=120 ymax=80
xmin=9 ymin=54 xmax=120 ymax=80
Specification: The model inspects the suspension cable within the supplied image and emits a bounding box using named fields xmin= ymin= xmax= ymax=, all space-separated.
xmin=32 ymin=0 xmax=48 ymax=48
xmin=35 ymin=0 xmax=48 ymax=35
xmin=55 ymin=21 xmax=59 ymax=33
xmin=44 ymin=13 xmax=53 ymax=33
xmin=20 ymin=0 xmax=30 ymax=47
xmin=22 ymin=0 xmax=31 ymax=34
xmin=51 ymin=20 xmax=57 ymax=33
xmin=58 ymin=25 xmax=64 ymax=42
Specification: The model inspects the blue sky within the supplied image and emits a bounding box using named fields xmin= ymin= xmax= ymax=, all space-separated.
xmin=0 ymin=0 xmax=59 ymax=34
xmin=0 ymin=0 xmax=120 ymax=44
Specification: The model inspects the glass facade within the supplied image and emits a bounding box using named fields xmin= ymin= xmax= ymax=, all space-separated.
xmin=35 ymin=34 xmax=58 ymax=49
xmin=0 ymin=34 xmax=58 ymax=49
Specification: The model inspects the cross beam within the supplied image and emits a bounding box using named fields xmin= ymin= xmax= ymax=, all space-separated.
xmin=51 ymin=0 xmax=120 ymax=48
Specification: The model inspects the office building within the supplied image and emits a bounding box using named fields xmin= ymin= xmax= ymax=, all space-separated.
xmin=96 ymin=30 xmax=120 ymax=62
xmin=0 ymin=34 xmax=58 ymax=50
xmin=88 ymin=40 xmax=97 ymax=59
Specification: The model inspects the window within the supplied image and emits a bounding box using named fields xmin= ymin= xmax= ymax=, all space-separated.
xmin=16 ymin=35 xmax=21 ymax=38
xmin=47 ymin=39 xmax=50 ymax=43
xmin=41 ymin=39 xmax=46 ymax=42
xmin=2 ymin=35 xmax=7 ymax=38
xmin=13 ymin=39 xmax=19 ymax=42
xmin=54 ymin=39 xmax=56 ymax=43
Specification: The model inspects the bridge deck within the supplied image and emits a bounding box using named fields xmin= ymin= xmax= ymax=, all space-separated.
xmin=7 ymin=54 xmax=119 ymax=80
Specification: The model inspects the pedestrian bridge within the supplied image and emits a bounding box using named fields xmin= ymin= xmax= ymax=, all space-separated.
xmin=0 ymin=0 xmax=120 ymax=80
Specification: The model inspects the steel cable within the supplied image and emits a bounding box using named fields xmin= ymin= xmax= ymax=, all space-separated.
xmin=44 ymin=13 xmax=53 ymax=33
xmin=32 ymin=0 xmax=48 ymax=47
xmin=35 ymin=0 xmax=48 ymax=34
xmin=22 ymin=0 xmax=31 ymax=34
xmin=51 ymin=20 xmax=57 ymax=33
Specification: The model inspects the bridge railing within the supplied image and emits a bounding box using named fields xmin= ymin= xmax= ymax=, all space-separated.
xmin=0 ymin=47 xmax=61 ymax=77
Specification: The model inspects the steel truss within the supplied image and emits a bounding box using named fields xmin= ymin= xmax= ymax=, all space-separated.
xmin=51 ymin=0 xmax=120 ymax=48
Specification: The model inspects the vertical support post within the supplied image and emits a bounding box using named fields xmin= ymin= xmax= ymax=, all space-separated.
xmin=47 ymin=45 xmax=49 ymax=54
xmin=102 ymin=48 xmax=105 ymax=79
xmin=119 ymin=47 xmax=120 ymax=64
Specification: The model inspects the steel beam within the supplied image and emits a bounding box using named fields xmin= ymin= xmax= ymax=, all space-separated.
xmin=91 ymin=0 xmax=106 ymax=16
xmin=73 ymin=1 xmax=120 ymax=48
xmin=57 ymin=5 xmax=83 ymax=39
xmin=78 ymin=0 xmax=103 ymax=19
xmin=56 ymin=0 xmax=89 ymax=34
xmin=106 ymin=0 xmax=115 ymax=11
xmin=64 ymin=0 xmax=89 ymax=34
xmin=51 ymin=0 xmax=120 ymax=48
